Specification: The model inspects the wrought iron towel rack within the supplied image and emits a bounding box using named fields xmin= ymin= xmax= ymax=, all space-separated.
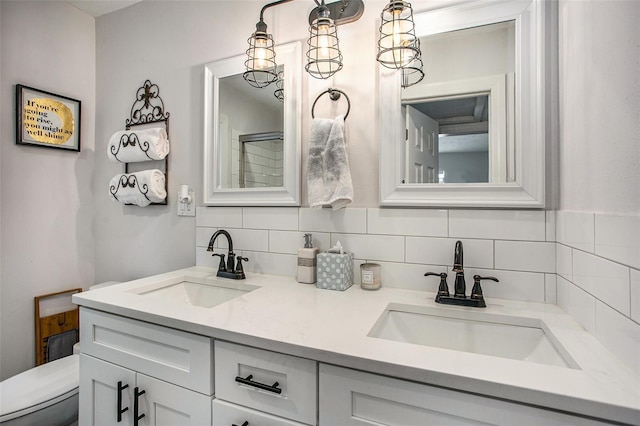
xmin=109 ymin=79 xmax=170 ymax=206
xmin=311 ymin=88 xmax=350 ymax=120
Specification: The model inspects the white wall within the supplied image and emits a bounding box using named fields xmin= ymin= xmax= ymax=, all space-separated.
xmin=0 ymin=1 xmax=95 ymax=379
xmin=558 ymin=0 xmax=639 ymax=214
xmin=91 ymin=0 xmax=393 ymax=283
xmin=554 ymin=0 xmax=640 ymax=376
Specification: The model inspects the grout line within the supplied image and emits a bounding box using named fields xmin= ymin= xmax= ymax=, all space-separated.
xmin=630 ymin=268 xmax=633 ymax=322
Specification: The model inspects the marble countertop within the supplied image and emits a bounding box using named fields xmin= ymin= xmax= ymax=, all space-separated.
xmin=73 ymin=267 xmax=640 ymax=425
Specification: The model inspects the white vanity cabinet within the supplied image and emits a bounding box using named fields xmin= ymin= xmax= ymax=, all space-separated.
xmin=80 ymin=355 xmax=211 ymax=425
xmin=78 ymin=308 xmax=214 ymax=426
xmin=214 ymin=340 xmax=317 ymax=425
xmin=319 ymin=364 xmax=612 ymax=426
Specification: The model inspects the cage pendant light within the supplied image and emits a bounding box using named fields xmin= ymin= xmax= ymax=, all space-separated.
xmin=401 ymin=40 xmax=424 ymax=88
xmin=274 ymin=71 xmax=284 ymax=102
xmin=243 ymin=18 xmax=279 ymax=88
xmin=305 ymin=3 xmax=343 ymax=79
xmin=377 ymin=0 xmax=419 ymax=69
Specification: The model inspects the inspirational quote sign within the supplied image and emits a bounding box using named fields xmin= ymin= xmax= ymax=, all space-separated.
xmin=16 ymin=85 xmax=81 ymax=151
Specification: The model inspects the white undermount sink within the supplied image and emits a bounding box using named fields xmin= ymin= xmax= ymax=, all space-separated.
xmin=369 ymin=303 xmax=578 ymax=369
xmin=130 ymin=276 xmax=260 ymax=308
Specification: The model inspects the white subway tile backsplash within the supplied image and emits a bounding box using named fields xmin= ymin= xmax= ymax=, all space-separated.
xmin=193 ymin=206 xmax=640 ymax=375
xmin=545 ymin=273 xmax=557 ymax=304
xmin=405 ymin=237 xmax=493 ymax=269
xmin=565 ymin=278 xmax=597 ymax=334
xmin=595 ymin=301 xmax=640 ymax=376
xmin=268 ymin=230 xmax=330 ymax=255
xmin=556 ymin=211 xmax=595 ymax=253
xmin=243 ymin=207 xmax=299 ymax=231
xmin=449 ymin=210 xmax=546 ymax=241
xmin=299 ymin=208 xmax=367 ymax=234
xmin=545 ymin=210 xmax=556 ymax=242
xmin=195 ymin=247 xmax=226 ymax=269
xmin=595 ymin=213 xmax=640 ymax=270
xmin=204 ymin=228 xmax=268 ymax=252
xmin=572 ymin=250 xmax=630 ymax=316
xmin=458 ymin=267 xmax=545 ymax=303
xmin=374 ymin=261 xmax=447 ymax=291
xmin=196 ymin=227 xmax=216 ymax=248
xmin=631 ymin=268 xmax=640 ymax=323
xmin=556 ymin=275 xmax=569 ymax=311
xmin=196 ymin=207 xmax=243 ymax=228
xmin=367 ymin=208 xmax=448 ymax=237
xmin=331 ymin=233 xmax=404 ymax=263
xmin=495 ymin=241 xmax=555 ymax=273
xmin=241 ymin=250 xmax=297 ymax=277
xmin=556 ymin=243 xmax=572 ymax=281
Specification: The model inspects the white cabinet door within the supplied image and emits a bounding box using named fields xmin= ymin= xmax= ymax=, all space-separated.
xmin=137 ymin=373 xmax=211 ymax=426
xmin=319 ymin=364 xmax=612 ymax=426
xmin=80 ymin=354 xmax=212 ymax=426
xmin=79 ymin=354 xmax=136 ymax=426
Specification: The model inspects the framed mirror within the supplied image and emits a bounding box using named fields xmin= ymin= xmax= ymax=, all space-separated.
xmin=204 ymin=41 xmax=302 ymax=206
xmin=379 ymin=0 xmax=554 ymax=208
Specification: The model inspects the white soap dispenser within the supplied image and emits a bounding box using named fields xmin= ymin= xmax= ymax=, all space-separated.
xmin=296 ymin=233 xmax=319 ymax=284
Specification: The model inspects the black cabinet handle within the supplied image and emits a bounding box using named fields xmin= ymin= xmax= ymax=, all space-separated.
xmin=232 ymin=422 xmax=249 ymax=426
xmin=235 ymin=374 xmax=282 ymax=394
xmin=117 ymin=381 xmax=129 ymax=422
xmin=133 ymin=387 xmax=146 ymax=426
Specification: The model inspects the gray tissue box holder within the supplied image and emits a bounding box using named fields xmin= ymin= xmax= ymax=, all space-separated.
xmin=316 ymin=252 xmax=354 ymax=291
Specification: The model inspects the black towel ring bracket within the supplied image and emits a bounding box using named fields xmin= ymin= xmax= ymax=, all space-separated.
xmin=311 ymin=88 xmax=351 ymax=120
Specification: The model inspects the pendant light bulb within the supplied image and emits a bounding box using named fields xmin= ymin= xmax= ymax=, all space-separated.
xmin=244 ymin=19 xmax=278 ymax=88
xmin=305 ymin=5 xmax=343 ymax=79
xmin=377 ymin=1 xmax=420 ymax=69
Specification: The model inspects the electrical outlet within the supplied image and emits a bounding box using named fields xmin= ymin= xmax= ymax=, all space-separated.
xmin=177 ymin=190 xmax=195 ymax=217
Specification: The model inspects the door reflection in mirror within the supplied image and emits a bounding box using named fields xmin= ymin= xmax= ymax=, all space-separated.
xmin=400 ymin=20 xmax=514 ymax=185
xmin=402 ymin=95 xmax=489 ymax=184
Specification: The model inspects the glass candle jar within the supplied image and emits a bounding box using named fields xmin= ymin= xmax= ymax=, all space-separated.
xmin=360 ymin=263 xmax=382 ymax=290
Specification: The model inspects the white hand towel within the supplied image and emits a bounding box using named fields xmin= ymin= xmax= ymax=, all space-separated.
xmin=308 ymin=114 xmax=353 ymax=210
xmin=107 ymin=127 xmax=169 ymax=162
xmin=108 ymin=169 xmax=167 ymax=207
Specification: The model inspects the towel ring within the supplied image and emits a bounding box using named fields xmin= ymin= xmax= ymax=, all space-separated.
xmin=311 ymin=88 xmax=351 ymax=120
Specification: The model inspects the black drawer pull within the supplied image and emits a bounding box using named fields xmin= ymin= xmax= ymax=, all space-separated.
xmin=234 ymin=374 xmax=282 ymax=394
xmin=117 ymin=381 xmax=129 ymax=422
xmin=232 ymin=422 xmax=249 ymax=426
xmin=133 ymin=387 xmax=146 ymax=426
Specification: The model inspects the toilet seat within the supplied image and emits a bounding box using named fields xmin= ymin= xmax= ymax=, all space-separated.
xmin=0 ymin=354 xmax=79 ymax=423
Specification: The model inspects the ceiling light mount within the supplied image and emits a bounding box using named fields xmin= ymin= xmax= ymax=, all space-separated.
xmin=308 ymin=0 xmax=365 ymax=27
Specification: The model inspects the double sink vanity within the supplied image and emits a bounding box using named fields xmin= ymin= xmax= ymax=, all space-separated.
xmin=73 ymin=267 xmax=640 ymax=426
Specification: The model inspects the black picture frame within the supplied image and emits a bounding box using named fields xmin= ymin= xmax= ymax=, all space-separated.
xmin=16 ymin=84 xmax=81 ymax=152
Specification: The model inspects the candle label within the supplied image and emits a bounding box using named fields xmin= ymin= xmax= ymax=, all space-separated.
xmin=362 ymin=270 xmax=374 ymax=284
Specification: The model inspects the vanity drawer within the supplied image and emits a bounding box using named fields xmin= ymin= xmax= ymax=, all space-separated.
xmin=215 ymin=340 xmax=317 ymax=425
xmin=80 ymin=308 xmax=213 ymax=395
xmin=213 ymin=399 xmax=308 ymax=426
xmin=319 ymin=364 xmax=613 ymax=426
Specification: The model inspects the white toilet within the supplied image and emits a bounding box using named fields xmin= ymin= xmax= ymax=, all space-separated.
xmin=0 ymin=282 xmax=120 ymax=426
xmin=0 ymin=354 xmax=79 ymax=426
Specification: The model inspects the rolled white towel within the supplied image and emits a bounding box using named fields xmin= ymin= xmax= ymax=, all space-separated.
xmin=107 ymin=127 xmax=169 ymax=162
xmin=108 ymin=169 xmax=167 ymax=207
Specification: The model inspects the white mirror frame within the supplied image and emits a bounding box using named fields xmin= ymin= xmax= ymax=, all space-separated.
xmin=204 ymin=41 xmax=302 ymax=206
xmin=379 ymin=0 xmax=554 ymax=208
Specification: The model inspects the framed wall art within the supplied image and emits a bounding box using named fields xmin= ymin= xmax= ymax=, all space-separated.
xmin=16 ymin=84 xmax=81 ymax=152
